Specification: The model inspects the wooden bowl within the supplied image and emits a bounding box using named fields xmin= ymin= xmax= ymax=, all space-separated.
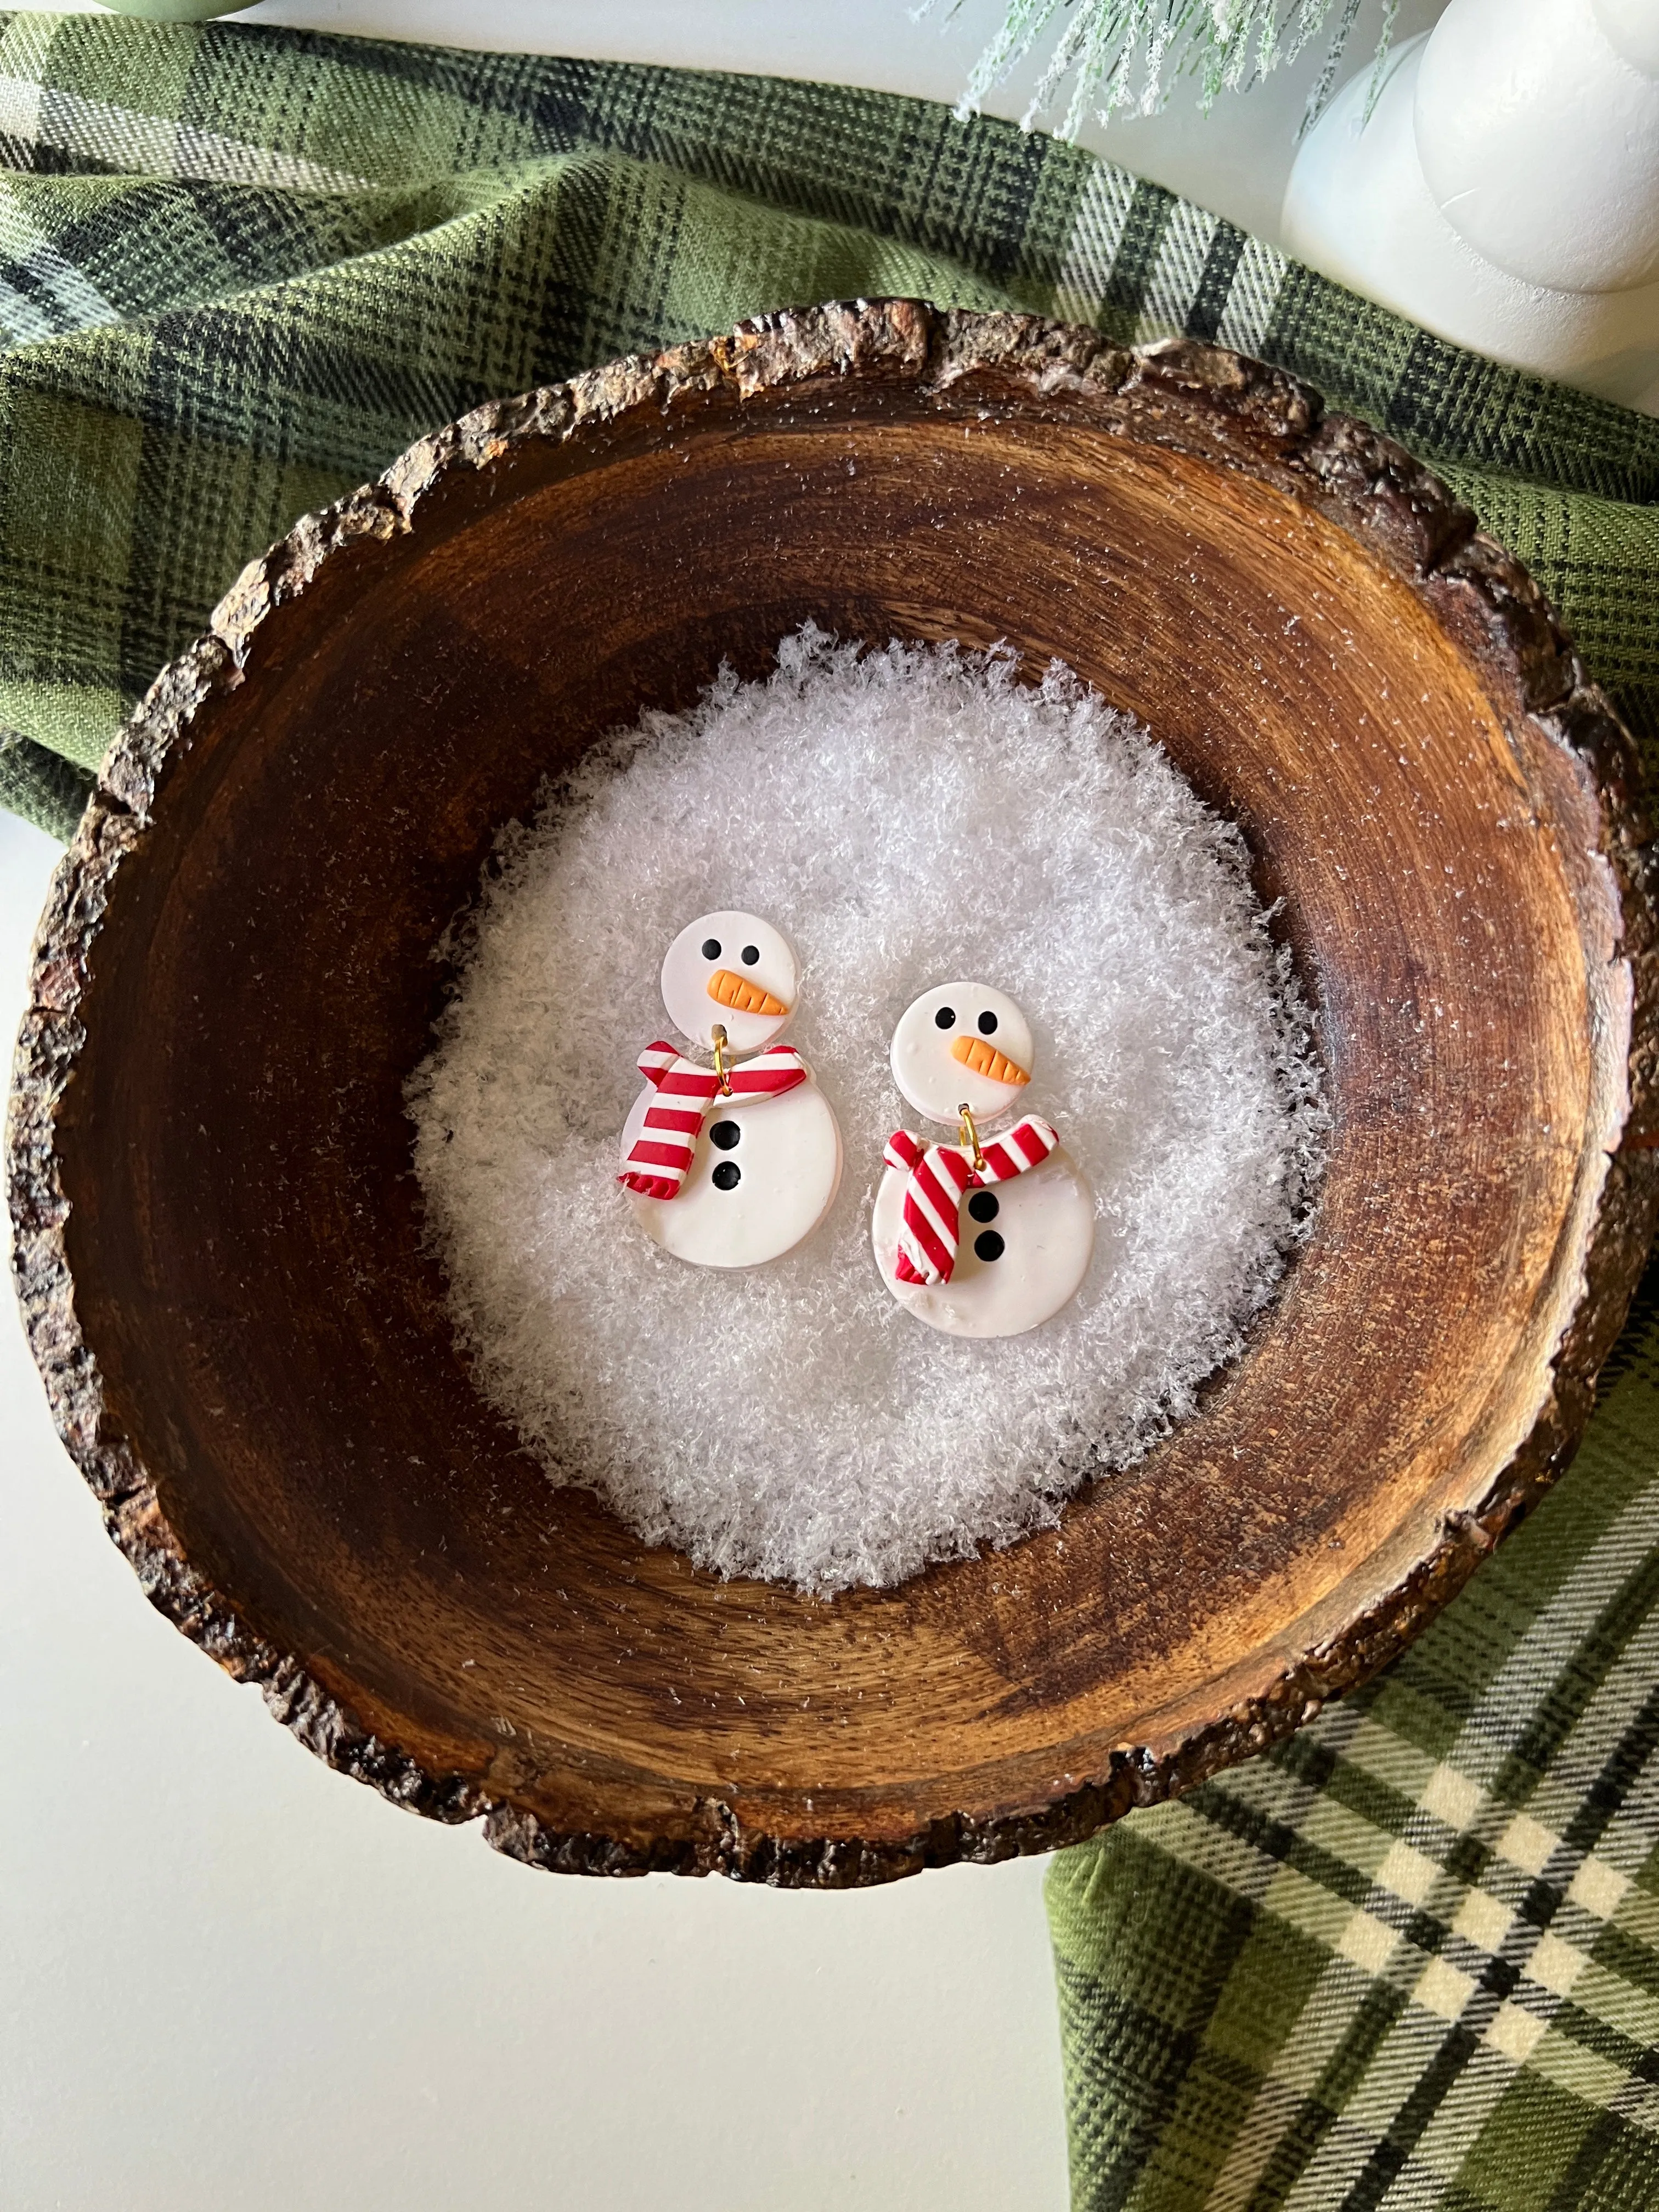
xmin=10 ymin=303 xmax=1657 ymax=1884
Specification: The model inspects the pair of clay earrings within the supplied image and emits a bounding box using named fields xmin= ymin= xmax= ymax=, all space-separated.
xmin=617 ymin=911 xmax=1094 ymax=1339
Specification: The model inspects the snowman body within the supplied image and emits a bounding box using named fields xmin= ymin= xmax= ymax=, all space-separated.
xmin=617 ymin=909 xmax=842 ymax=1271
xmin=874 ymin=981 xmax=1096 ymax=1339
xmin=872 ymin=1142 xmax=1093 ymax=1338
xmin=622 ymin=1076 xmax=842 ymax=1269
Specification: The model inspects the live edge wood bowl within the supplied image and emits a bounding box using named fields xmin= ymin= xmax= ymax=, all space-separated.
xmin=10 ymin=302 xmax=1659 ymax=1886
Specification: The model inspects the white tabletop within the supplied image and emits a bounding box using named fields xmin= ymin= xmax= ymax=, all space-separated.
xmin=1 ymin=7 xmax=1444 ymax=2205
xmin=3 ymin=792 xmax=1068 ymax=2210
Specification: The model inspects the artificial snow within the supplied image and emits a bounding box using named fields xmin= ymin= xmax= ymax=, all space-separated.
xmin=407 ymin=628 xmax=1327 ymax=1593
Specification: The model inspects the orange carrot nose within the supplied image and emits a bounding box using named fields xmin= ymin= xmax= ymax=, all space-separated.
xmin=707 ymin=968 xmax=789 ymax=1018
xmin=951 ymin=1035 xmax=1029 ymax=1086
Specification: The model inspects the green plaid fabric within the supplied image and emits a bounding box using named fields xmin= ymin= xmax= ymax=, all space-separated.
xmin=1 ymin=16 xmax=1655 ymax=2207
xmin=1049 ymin=1283 xmax=1659 ymax=2210
xmin=3 ymin=12 xmax=1659 ymax=838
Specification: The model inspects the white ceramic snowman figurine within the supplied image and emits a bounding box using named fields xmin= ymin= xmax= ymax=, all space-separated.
xmin=618 ymin=910 xmax=842 ymax=1268
xmin=872 ymin=983 xmax=1094 ymax=1339
xmin=1283 ymin=0 xmax=1659 ymax=411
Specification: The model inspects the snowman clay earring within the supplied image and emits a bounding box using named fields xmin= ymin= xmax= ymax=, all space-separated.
xmin=872 ymin=984 xmax=1094 ymax=1338
xmin=617 ymin=911 xmax=843 ymax=1268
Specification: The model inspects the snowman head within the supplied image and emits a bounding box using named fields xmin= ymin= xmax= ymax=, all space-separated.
xmin=660 ymin=910 xmax=799 ymax=1054
xmin=890 ymin=983 xmax=1034 ymax=1125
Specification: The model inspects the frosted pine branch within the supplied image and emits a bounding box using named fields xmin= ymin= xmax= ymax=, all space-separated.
xmin=926 ymin=0 xmax=1398 ymax=139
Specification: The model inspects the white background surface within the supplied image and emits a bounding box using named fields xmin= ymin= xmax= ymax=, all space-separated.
xmin=0 ymin=806 xmax=1069 ymax=2212
xmin=1 ymin=5 xmax=1441 ymax=2207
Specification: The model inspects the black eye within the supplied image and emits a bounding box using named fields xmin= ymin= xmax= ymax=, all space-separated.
xmin=934 ymin=1006 xmax=956 ymax=1030
xmin=701 ymin=938 xmax=721 ymax=961
xmin=968 ymin=1191 xmax=999 ymax=1223
xmin=978 ymin=1010 xmax=998 ymax=1035
xmin=712 ymin=1161 xmax=741 ymax=1190
xmin=741 ymin=943 xmax=760 ymax=966
xmin=708 ymin=1121 xmax=741 ymax=1151
xmin=973 ymin=1230 xmax=1005 ymax=1262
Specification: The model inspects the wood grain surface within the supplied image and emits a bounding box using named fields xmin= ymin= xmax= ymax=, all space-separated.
xmin=9 ymin=302 xmax=1658 ymax=1883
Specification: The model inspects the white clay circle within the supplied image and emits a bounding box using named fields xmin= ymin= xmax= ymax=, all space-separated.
xmin=889 ymin=982 xmax=1036 ymax=1126
xmin=660 ymin=910 xmax=798 ymax=1053
xmin=872 ymin=1146 xmax=1096 ymax=1339
xmin=623 ymin=1078 xmax=842 ymax=1269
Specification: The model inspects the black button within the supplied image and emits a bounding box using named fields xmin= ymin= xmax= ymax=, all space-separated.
xmin=701 ymin=937 xmax=721 ymax=961
xmin=709 ymin=1121 xmax=741 ymax=1151
xmin=967 ymin=1190 xmax=999 ymax=1223
xmin=741 ymin=944 xmax=760 ymax=965
xmin=973 ymin=1229 xmax=1005 ymax=1262
xmin=978 ymin=1009 xmax=998 ymax=1034
xmin=934 ymin=1006 xmax=956 ymax=1029
xmin=712 ymin=1161 xmax=741 ymax=1191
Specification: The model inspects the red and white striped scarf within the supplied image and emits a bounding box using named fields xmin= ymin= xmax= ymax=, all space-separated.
xmin=619 ymin=1040 xmax=808 ymax=1200
xmin=883 ymin=1117 xmax=1058 ymax=1285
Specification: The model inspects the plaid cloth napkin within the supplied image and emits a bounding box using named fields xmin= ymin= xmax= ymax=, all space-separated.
xmin=0 ymin=16 xmax=1654 ymax=2207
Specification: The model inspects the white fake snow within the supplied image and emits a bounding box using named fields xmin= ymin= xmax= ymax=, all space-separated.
xmin=408 ymin=630 xmax=1327 ymax=1593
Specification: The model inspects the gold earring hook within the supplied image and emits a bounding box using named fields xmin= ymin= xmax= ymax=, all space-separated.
xmin=958 ymin=1101 xmax=985 ymax=1173
xmin=712 ymin=1023 xmax=733 ymax=1097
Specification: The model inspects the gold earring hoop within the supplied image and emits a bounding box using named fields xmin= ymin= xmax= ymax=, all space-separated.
xmin=958 ymin=1101 xmax=985 ymax=1173
xmin=712 ymin=1023 xmax=734 ymax=1097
